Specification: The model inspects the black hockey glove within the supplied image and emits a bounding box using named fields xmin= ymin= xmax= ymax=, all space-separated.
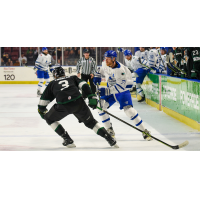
xmin=88 ymin=94 xmax=98 ymax=110
xmin=38 ymin=108 xmax=48 ymax=119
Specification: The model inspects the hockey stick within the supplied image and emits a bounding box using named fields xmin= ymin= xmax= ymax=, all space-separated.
xmin=96 ymin=84 xmax=189 ymax=150
xmin=171 ymin=62 xmax=187 ymax=75
xmin=139 ymin=62 xmax=155 ymax=72
xmin=158 ymin=52 xmax=177 ymax=73
xmin=96 ymin=83 xmax=102 ymax=108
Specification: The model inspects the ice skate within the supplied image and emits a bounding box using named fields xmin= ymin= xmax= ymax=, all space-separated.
xmin=104 ymin=133 xmax=119 ymax=148
xmin=138 ymin=95 xmax=145 ymax=103
xmin=142 ymin=129 xmax=153 ymax=141
xmin=106 ymin=126 xmax=116 ymax=138
xmin=62 ymin=132 xmax=76 ymax=148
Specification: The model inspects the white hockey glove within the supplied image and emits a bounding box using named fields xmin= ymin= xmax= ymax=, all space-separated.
xmin=151 ymin=70 xmax=157 ymax=74
xmin=132 ymin=72 xmax=139 ymax=78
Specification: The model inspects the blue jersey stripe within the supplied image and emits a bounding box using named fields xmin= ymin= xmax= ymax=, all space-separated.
xmin=116 ymin=84 xmax=124 ymax=90
xmin=114 ymin=86 xmax=120 ymax=93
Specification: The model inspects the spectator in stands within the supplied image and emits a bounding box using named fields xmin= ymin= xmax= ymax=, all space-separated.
xmin=27 ymin=51 xmax=35 ymax=66
xmin=68 ymin=49 xmax=75 ymax=60
xmin=27 ymin=47 xmax=34 ymax=55
xmin=6 ymin=58 xmax=13 ymax=66
xmin=33 ymin=48 xmax=38 ymax=61
xmin=74 ymin=47 xmax=79 ymax=58
xmin=13 ymin=60 xmax=20 ymax=66
xmin=3 ymin=53 xmax=10 ymax=63
xmin=89 ymin=47 xmax=96 ymax=58
xmin=78 ymin=49 xmax=80 ymax=58
xmin=57 ymin=47 xmax=62 ymax=59
xmin=1 ymin=58 xmax=5 ymax=66
xmin=19 ymin=53 xmax=27 ymax=66
xmin=48 ymin=47 xmax=56 ymax=56
xmin=67 ymin=60 xmax=72 ymax=66
xmin=1 ymin=47 xmax=4 ymax=57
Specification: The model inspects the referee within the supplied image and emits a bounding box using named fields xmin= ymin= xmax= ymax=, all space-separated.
xmin=77 ymin=49 xmax=97 ymax=98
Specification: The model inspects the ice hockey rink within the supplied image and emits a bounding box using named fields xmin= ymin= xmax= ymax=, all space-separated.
xmin=0 ymin=84 xmax=200 ymax=151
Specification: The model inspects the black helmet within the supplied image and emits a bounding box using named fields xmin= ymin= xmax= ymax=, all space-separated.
xmin=83 ymin=49 xmax=90 ymax=54
xmin=52 ymin=66 xmax=65 ymax=79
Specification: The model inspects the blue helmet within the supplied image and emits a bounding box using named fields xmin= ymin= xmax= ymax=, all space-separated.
xmin=124 ymin=49 xmax=132 ymax=56
xmin=160 ymin=47 xmax=166 ymax=51
xmin=105 ymin=50 xmax=117 ymax=58
xmin=165 ymin=47 xmax=173 ymax=54
xmin=42 ymin=47 xmax=48 ymax=51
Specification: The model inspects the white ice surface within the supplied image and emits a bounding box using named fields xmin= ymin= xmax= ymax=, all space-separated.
xmin=0 ymin=84 xmax=200 ymax=151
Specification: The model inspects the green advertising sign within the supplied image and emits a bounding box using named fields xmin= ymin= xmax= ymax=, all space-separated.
xmin=142 ymin=73 xmax=160 ymax=104
xmin=142 ymin=74 xmax=200 ymax=123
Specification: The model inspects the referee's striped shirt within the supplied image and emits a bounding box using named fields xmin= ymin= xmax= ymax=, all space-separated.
xmin=76 ymin=56 xmax=97 ymax=75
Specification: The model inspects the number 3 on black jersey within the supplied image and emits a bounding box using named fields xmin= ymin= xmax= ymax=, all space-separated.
xmin=59 ymin=80 xmax=69 ymax=91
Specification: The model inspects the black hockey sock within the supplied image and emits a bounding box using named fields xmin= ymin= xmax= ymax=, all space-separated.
xmin=96 ymin=127 xmax=108 ymax=138
xmin=54 ymin=124 xmax=72 ymax=141
xmin=49 ymin=122 xmax=66 ymax=137
xmin=55 ymin=124 xmax=65 ymax=136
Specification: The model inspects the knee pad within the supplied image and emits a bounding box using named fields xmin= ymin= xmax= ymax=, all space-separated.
xmin=123 ymin=105 xmax=133 ymax=111
xmin=124 ymin=106 xmax=137 ymax=118
xmin=84 ymin=118 xmax=98 ymax=129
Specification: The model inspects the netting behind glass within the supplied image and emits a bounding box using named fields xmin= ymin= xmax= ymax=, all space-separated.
xmin=0 ymin=47 xmax=135 ymax=66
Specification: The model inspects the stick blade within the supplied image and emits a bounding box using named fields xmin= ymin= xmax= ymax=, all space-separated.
xmin=178 ymin=141 xmax=189 ymax=149
xmin=172 ymin=141 xmax=189 ymax=150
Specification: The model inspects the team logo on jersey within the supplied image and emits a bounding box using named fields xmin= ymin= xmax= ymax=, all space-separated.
xmin=121 ymin=80 xmax=126 ymax=84
xmin=68 ymin=96 xmax=71 ymax=100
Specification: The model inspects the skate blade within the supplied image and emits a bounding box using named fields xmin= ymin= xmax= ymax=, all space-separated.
xmin=66 ymin=143 xmax=76 ymax=148
xmin=112 ymin=144 xmax=119 ymax=148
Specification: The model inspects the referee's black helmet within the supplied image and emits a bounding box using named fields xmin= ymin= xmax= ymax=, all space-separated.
xmin=83 ymin=49 xmax=90 ymax=54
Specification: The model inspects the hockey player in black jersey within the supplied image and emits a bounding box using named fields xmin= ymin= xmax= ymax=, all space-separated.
xmin=37 ymin=66 xmax=118 ymax=148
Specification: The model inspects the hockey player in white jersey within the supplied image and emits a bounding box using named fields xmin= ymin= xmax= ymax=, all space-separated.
xmin=119 ymin=48 xmax=150 ymax=102
xmin=148 ymin=48 xmax=160 ymax=73
xmin=34 ymin=47 xmax=54 ymax=97
xmin=93 ymin=50 xmax=152 ymax=141
xmin=122 ymin=49 xmax=137 ymax=92
xmin=127 ymin=50 xmax=151 ymax=102
xmin=135 ymin=47 xmax=148 ymax=61
xmin=158 ymin=47 xmax=167 ymax=74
